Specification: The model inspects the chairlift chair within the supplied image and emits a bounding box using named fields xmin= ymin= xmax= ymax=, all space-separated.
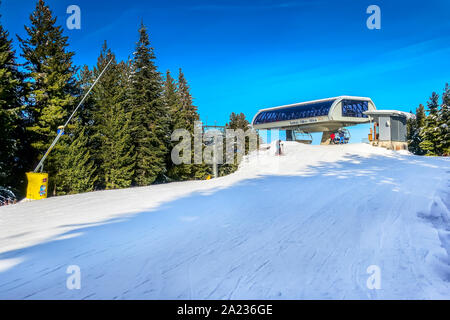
xmin=332 ymin=128 xmax=351 ymax=144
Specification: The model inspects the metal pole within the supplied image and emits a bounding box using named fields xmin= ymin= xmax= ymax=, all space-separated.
xmin=213 ymin=143 xmax=218 ymax=179
xmin=34 ymin=58 xmax=113 ymax=173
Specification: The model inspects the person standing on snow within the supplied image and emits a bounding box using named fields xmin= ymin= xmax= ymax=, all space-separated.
xmin=339 ymin=131 xmax=345 ymax=144
xmin=330 ymin=132 xmax=335 ymax=144
xmin=275 ymin=140 xmax=282 ymax=155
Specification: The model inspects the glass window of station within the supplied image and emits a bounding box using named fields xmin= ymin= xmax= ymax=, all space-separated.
xmin=341 ymin=100 xmax=369 ymax=118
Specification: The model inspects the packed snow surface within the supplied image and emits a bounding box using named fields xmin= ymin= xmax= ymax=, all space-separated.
xmin=1 ymin=142 xmax=449 ymax=299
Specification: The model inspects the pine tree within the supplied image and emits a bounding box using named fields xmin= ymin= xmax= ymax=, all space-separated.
xmin=178 ymin=70 xmax=211 ymax=180
xmin=55 ymin=124 xmax=97 ymax=195
xmin=437 ymin=84 xmax=450 ymax=155
xmin=164 ymin=70 xmax=179 ymax=129
xmin=407 ymin=104 xmax=426 ymax=155
xmin=193 ymin=121 xmax=212 ymax=180
xmin=168 ymin=68 xmax=210 ymax=180
xmin=18 ymin=0 xmax=78 ymax=194
xmin=164 ymin=69 xmax=180 ymax=179
xmin=167 ymin=69 xmax=195 ymax=180
xmin=77 ymin=65 xmax=97 ymax=131
xmin=90 ymin=43 xmax=135 ymax=190
xmin=226 ymin=112 xmax=251 ymax=131
xmin=0 ymin=7 xmax=26 ymax=193
xmin=219 ymin=112 xmax=253 ymax=176
xmin=129 ymin=23 xmax=169 ymax=186
xmin=420 ymin=92 xmax=441 ymax=156
xmin=102 ymin=94 xmax=135 ymax=190
xmin=172 ymin=68 xmax=199 ymax=132
xmin=53 ymin=64 xmax=104 ymax=195
xmin=73 ymin=64 xmax=104 ymax=191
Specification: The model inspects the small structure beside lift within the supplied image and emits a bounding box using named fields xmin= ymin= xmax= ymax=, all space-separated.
xmin=364 ymin=110 xmax=414 ymax=151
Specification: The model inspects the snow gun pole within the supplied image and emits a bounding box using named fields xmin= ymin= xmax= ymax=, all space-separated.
xmin=34 ymin=59 xmax=113 ymax=173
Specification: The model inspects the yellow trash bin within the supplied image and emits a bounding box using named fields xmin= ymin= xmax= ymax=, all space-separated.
xmin=26 ymin=172 xmax=49 ymax=200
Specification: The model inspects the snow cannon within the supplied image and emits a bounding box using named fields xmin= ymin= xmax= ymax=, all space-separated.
xmin=26 ymin=172 xmax=49 ymax=200
xmin=24 ymin=59 xmax=114 ymax=201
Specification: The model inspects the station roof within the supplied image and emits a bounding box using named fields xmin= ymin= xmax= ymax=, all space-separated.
xmin=252 ymin=99 xmax=335 ymax=125
xmin=364 ymin=110 xmax=415 ymax=119
xmin=252 ymin=96 xmax=374 ymax=128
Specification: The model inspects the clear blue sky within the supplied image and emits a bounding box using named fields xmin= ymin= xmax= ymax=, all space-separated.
xmin=1 ymin=0 xmax=450 ymax=143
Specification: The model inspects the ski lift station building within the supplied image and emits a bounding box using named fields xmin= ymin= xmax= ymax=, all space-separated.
xmin=251 ymin=96 xmax=411 ymax=149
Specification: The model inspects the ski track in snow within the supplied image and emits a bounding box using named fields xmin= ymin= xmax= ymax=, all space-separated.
xmin=0 ymin=142 xmax=449 ymax=299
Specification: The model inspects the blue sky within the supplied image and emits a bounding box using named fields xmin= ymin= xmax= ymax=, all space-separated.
xmin=1 ymin=0 xmax=450 ymax=143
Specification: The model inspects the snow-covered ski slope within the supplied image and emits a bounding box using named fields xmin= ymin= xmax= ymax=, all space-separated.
xmin=1 ymin=142 xmax=449 ymax=299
